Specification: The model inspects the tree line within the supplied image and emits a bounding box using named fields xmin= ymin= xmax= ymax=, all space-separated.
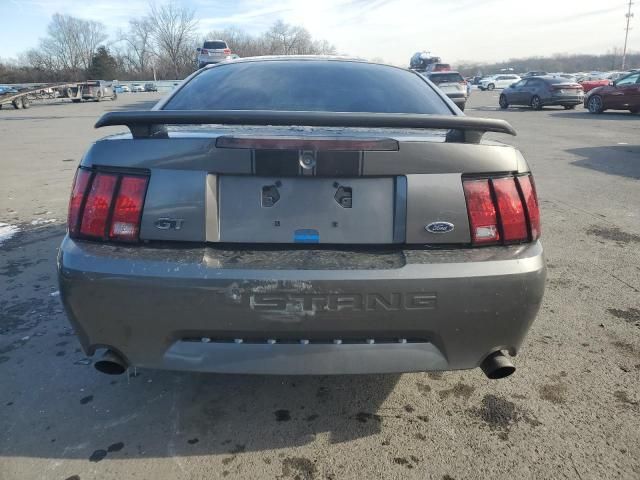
xmin=457 ymin=50 xmax=640 ymax=77
xmin=0 ymin=2 xmax=336 ymax=84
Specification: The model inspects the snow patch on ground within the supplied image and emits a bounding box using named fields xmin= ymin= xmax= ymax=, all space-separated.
xmin=30 ymin=218 xmax=57 ymax=225
xmin=0 ymin=222 xmax=20 ymax=245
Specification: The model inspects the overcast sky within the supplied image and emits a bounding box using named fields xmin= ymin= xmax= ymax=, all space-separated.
xmin=0 ymin=0 xmax=636 ymax=65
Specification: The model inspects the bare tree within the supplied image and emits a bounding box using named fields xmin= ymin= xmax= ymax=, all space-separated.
xmin=23 ymin=13 xmax=107 ymax=78
xmin=148 ymin=1 xmax=198 ymax=79
xmin=77 ymin=18 xmax=109 ymax=69
xmin=120 ymin=18 xmax=155 ymax=75
xmin=265 ymin=20 xmax=309 ymax=55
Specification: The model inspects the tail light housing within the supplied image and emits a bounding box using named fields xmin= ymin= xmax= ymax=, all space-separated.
xmin=201 ymin=48 xmax=209 ymax=54
xmin=463 ymin=174 xmax=540 ymax=246
xmin=224 ymin=48 xmax=231 ymax=54
xmin=67 ymin=168 xmax=149 ymax=242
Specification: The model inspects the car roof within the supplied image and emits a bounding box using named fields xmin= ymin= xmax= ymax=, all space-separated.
xmin=206 ymin=55 xmax=367 ymax=65
xmin=203 ymin=55 xmax=412 ymax=75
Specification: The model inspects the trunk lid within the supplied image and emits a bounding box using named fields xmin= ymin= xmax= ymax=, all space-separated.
xmin=86 ymin=111 xmax=523 ymax=246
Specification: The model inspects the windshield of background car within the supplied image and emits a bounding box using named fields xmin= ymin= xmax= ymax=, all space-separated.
xmin=429 ymin=73 xmax=464 ymax=84
xmin=164 ymin=60 xmax=452 ymax=114
xmin=203 ymin=41 xmax=227 ymax=49
xmin=616 ymin=73 xmax=640 ymax=86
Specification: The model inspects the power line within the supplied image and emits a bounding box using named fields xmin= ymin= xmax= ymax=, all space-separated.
xmin=622 ymin=0 xmax=634 ymax=70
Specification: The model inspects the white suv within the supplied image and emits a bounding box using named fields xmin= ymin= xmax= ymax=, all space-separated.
xmin=197 ymin=40 xmax=231 ymax=69
xmin=479 ymin=74 xmax=521 ymax=91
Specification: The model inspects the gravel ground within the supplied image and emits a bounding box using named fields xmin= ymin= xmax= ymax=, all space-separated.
xmin=0 ymin=91 xmax=639 ymax=480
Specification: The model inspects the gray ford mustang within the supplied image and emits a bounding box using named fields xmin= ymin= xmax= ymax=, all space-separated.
xmin=57 ymin=57 xmax=545 ymax=379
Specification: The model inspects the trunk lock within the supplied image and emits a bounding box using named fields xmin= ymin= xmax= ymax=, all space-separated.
xmin=299 ymin=150 xmax=316 ymax=170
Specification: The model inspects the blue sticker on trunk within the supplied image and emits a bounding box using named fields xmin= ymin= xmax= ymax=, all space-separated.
xmin=294 ymin=229 xmax=319 ymax=243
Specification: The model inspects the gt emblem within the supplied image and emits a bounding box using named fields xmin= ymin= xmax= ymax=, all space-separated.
xmin=154 ymin=218 xmax=185 ymax=230
xmin=425 ymin=222 xmax=455 ymax=234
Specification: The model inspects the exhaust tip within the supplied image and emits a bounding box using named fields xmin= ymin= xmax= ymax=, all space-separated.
xmin=94 ymin=350 xmax=128 ymax=375
xmin=480 ymin=351 xmax=515 ymax=380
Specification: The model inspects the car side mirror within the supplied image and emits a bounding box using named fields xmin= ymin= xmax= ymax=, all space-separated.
xmin=196 ymin=47 xmax=201 ymax=52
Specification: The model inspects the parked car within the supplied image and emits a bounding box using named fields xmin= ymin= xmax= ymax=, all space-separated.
xmin=552 ymin=73 xmax=578 ymax=82
xmin=197 ymin=40 xmax=231 ymax=68
xmin=114 ymin=85 xmax=130 ymax=93
xmin=59 ymin=57 xmax=545 ymax=379
xmin=478 ymin=74 xmax=521 ymax=90
xmin=499 ymin=76 xmax=584 ymax=110
xmin=79 ymin=80 xmax=116 ymax=102
xmin=578 ymin=74 xmax=612 ymax=93
xmin=144 ymin=83 xmax=158 ymax=92
xmin=131 ymin=83 xmax=144 ymax=93
xmin=584 ymin=71 xmax=640 ymax=114
xmin=523 ymin=71 xmax=547 ymax=77
xmin=426 ymin=71 xmax=468 ymax=110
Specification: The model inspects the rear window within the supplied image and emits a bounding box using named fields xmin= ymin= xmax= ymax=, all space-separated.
xmin=203 ymin=41 xmax=227 ymax=50
xmin=165 ymin=60 xmax=451 ymax=114
xmin=429 ymin=73 xmax=464 ymax=84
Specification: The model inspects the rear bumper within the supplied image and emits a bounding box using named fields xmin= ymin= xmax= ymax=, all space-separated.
xmin=545 ymin=95 xmax=584 ymax=106
xmin=198 ymin=56 xmax=225 ymax=65
xmin=58 ymin=237 xmax=546 ymax=374
xmin=445 ymin=93 xmax=467 ymax=106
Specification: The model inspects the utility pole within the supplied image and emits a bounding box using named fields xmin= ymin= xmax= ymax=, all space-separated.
xmin=622 ymin=0 xmax=634 ymax=70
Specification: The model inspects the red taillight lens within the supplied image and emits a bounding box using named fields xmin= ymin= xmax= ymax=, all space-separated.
xmin=223 ymin=48 xmax=231 ymax=54
xmin=109 ymin=176 xmax=148 ymax=241
xmin=67 ymin=169 xmax=148 ymax=242
xmin=492 ymin=177 xmax=528 ymax=242
xmin=80 ymin=173 xmax=118 ymax=238
xmin=463 ymin=175 xmax=540 ymax=246
xmin=463 ymin=179 xmax=500 ymax=244
xmin=201 ymin=48 xmax=208 ymax=54
xmin=68 ymin=169 xmax=91 ymax=236
xmin=517 ymin=175 xmax=541 ymax=240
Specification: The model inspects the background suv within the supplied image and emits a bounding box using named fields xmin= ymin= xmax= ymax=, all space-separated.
xmin=426 ymin=71 xmax=468 ymax=110
xmin=197 ymin=40 xmax=231 ymax=68
xmin=479 ymin=74 xmax=521 ymax=90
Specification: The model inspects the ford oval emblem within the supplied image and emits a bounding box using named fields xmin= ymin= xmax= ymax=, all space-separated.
xmin=425 ymin=222 xmax=455 ymax=234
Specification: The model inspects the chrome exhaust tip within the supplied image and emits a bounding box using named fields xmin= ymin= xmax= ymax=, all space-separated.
xmin=480 ymin=351 xmax=515 ymax=380
xmin=94 ymin=350 xmax=128 ymax=375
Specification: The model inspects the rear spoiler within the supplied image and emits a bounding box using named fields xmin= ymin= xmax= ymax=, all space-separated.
xmin=95 ymin=110 xmax=516 ymax=143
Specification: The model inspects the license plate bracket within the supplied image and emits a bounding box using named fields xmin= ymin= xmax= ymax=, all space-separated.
xmin=218 ymin=176 xmax=396 ymax=244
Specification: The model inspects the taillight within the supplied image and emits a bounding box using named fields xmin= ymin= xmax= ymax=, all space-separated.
xmin=201 ymin=48 xmax=209 ymax=54
xmin=492 ymin=177 xmax=528 ymax=242
xmin=67 ymin=169 xmax=91 ymax=236
xmin=463 ymin=179 xmax=500 ymax=244
xmin=80 ymin=173 xmax=117 ymax=238
xmin=463 ymin=174 xmax=540 ymax=246
xmin=223 ymin=48 xmax=231 ymax=54
xmin=517 ymin=175 xmax=541 ymax=240
xmin=67 ymin=169 xmax=149 ymax=242
xmin=109 ymin=176 xmax=148 ymax=241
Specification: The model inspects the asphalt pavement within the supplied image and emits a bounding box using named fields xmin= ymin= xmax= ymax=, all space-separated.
xmin=0 ymin=91 xmax=639 ymax=480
